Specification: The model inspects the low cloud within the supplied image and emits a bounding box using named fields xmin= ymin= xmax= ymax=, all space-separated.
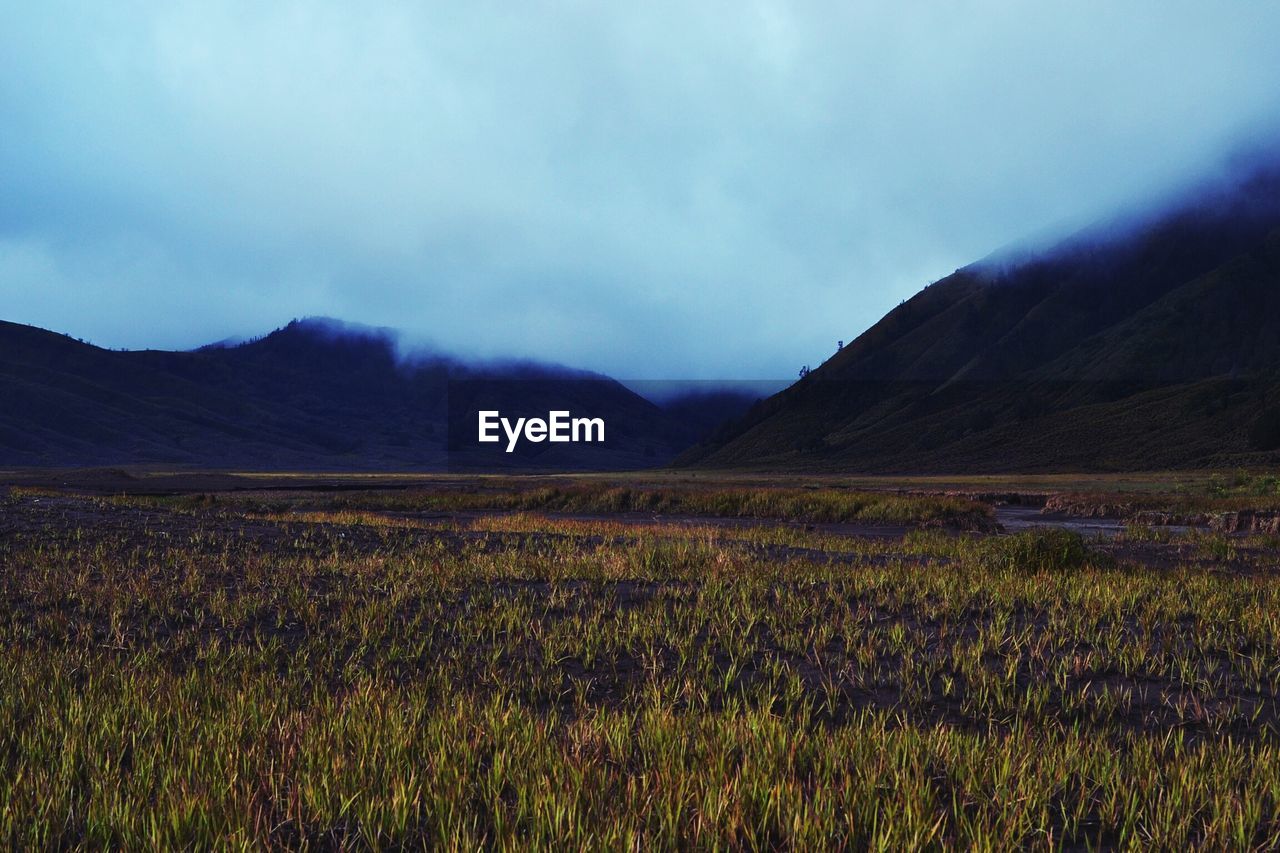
xmin=2 ymin=1 xmax=1279 ymax=378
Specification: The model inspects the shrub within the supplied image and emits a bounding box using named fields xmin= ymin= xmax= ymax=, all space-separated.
xmin=982 ymin=529 xmax=1093 ymax=573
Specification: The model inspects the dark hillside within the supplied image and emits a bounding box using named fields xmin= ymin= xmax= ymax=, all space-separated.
xmin=0 ymin=319 xmax=733 ymax=470
xmin=682 ymin=165 xmax=1280 ymax=471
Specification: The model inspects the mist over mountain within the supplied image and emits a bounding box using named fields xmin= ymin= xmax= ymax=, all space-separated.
xmin=0 ymin=318 xmax=760 ymax=470
xmin=682 ymin=156 xmax=1280 ymax=472
xmin=11 ymin=145 xmax=1280 ymax=476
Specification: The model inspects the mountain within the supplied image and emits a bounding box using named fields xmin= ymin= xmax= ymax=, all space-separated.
xmin=0 ymin=318 xmax=752 ymax=470
xmin=681 ymin=161 xmax=1280 ymax=472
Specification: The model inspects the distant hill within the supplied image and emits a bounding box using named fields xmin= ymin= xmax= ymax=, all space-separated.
xmin=681 ymin=161 xmax=1280 ymax=472
xmin=0 ymin=318 xmax=757 ymax=470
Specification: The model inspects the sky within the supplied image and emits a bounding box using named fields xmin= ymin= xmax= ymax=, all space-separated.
xmin=2 ymin=2 xmax=1280 ymax=380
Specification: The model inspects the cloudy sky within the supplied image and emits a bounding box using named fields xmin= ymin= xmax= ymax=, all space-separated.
xmin=2 ymin=2 xmax=1279 ymax=379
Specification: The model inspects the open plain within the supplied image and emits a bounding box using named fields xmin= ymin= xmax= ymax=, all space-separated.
xmin=3 ymin=470 xmax=1280 ymax=847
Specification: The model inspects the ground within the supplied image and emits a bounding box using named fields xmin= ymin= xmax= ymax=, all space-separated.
xmin=2 ymin=469 xmax=1279 ymax=847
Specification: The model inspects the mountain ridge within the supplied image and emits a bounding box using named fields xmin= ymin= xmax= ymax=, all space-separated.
xmin=680 ymin=162 xmax=1280 ymax=472
xmin=0 ymin=318 xmax=757 ymax=470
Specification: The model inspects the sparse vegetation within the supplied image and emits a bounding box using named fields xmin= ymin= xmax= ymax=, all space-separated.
xmin=2 ymin=481 xmax=1280 ymax=847
xmin=110 ymin=481 xmax=997 ymax=530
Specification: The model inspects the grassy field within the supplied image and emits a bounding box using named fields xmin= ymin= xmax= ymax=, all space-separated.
xmin=3 ymin=478 xmax=1280 ymax=847
xmin=99 ymin=481 xmax=997 ymax=530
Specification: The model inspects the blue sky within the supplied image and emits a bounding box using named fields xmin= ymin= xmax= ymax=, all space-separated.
xmin=2 ymin=2 xmax=1280 ymax=378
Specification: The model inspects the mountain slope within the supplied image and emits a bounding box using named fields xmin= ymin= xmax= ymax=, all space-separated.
xmin=682 ymin=165 xmax=1280 ymax=472
xmin=0 ymin=319 xmax=731 ymax=470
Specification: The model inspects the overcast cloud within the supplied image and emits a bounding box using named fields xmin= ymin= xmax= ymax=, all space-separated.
xmin=2 ymin=1 xmax=1279 ymax=378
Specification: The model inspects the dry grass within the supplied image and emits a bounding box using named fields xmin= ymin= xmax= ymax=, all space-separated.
xmin=1 ymin=486 xmax=1279 ymax=847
